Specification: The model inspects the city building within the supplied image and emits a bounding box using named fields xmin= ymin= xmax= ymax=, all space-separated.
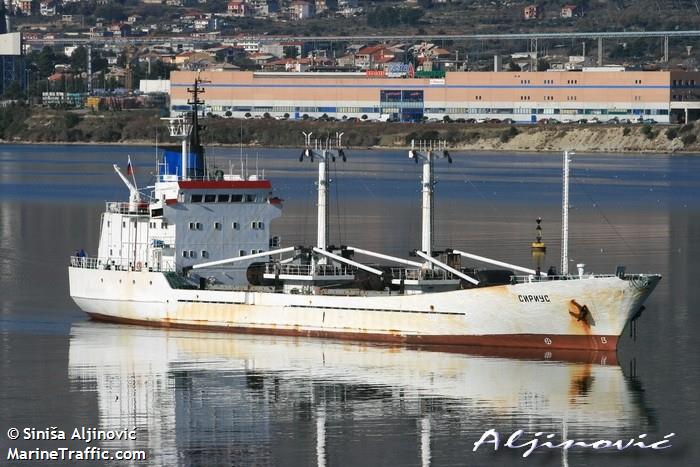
xmin=560 ymin=4 xmax=581 ymax=18
xmin=0 ymin=32 xmax=25 ymax=97
xmin=170 ymin=69 xmax=700 ymax=123
xmin=523 ymin=5 xmax=541 ymax=20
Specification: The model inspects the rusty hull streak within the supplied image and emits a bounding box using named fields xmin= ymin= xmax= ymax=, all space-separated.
xmin=86 ymin=312 xmax=618 ymax=351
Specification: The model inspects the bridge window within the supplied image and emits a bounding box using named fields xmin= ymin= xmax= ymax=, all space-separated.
xmin=245 ymin=194 xmax=256 ymax=202
xmin=204 ymin=194 xmax=216 ymax=203
xmin=217 ymin=194 xmax=230 ymax=202
xmin=231 ymin=194 xmax=243 ymax=202
xmin=191 ymin=194 xmax=202 ymax=203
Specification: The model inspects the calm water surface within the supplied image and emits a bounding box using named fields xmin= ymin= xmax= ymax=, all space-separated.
xmin=1 ymin=144 xmax=699 ymax=466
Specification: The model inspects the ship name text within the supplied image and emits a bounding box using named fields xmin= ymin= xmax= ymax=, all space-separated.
xmin=518 ymin=294 xmax=550 ymax=303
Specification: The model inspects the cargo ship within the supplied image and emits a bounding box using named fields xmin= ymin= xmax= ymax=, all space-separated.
xmin=68 ymin=80 xmax=660 ymax=351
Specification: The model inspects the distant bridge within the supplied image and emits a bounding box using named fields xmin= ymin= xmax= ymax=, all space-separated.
xmin=23 ymin=30 xmax=700 ymax=46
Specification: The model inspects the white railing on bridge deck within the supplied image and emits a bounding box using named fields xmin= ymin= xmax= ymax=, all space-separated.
xmin=70 ymin=256 xmax=175 ymax=272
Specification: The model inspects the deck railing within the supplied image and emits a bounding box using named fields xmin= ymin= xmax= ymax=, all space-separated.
xmin=390 ymin=267 xmax=455 ymax=281
xmin=70 ymin=256 xmax=175 ymax=272
xmin=265 ymin=263 xmax=356 ymax=277
xmin=105 ymin=201 xmax=149 ymax=215
xmin=509 ymin=274 xmax=618 ymax=284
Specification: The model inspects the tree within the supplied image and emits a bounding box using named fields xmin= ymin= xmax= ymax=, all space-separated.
xmin=91 ymin=56 xmax=109 ymax=74
xmin=36 ymin=46 xmax=57 ymax=78
xmin=2 ymin=80 xmax=23 ymax=100
xmin=283 ymin=46 xmax=299 ymax=59
xmin=70 ymin=46 xmax=88 ymax=73
xmin=95 ymin=5 xmax=127 ymax=22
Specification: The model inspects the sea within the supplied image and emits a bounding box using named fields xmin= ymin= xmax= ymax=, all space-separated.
xmin=0 ymin=144 xmax=698 ymax=466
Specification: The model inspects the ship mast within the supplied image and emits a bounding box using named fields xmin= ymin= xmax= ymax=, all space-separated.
xmin=561 ymin=150 xmax=574 ymax=275
xmin=409 ymin=140 xmax=451 ymax=258
xmin=301 ymin=132 xmax=346 ymax=252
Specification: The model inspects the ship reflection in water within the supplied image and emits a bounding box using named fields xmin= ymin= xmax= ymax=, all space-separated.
xmin=68 ymin=322 xmax=654 ymax=466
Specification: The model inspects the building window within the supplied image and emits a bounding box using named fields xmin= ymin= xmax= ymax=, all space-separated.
xmin=204 ymin=194 xmax=216 ymax=203
xmin=191 ymin=194 xmax=203 ymax=203
xmin=215 ymin=222 xmax=222 ymax=230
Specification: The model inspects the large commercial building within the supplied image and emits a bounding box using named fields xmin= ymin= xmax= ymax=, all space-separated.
xmin=171 ymin=69 xmax=700 ymax=124
xmin=0 ymin=32 xmax=24 ymax=97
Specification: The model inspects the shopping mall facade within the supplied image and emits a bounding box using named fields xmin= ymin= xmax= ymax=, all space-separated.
xmin=171 ymin=69 xmax=700 ymax=124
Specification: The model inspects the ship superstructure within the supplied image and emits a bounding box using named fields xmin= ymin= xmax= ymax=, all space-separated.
xmin=69 ymin=80 xmax=660 ymax=351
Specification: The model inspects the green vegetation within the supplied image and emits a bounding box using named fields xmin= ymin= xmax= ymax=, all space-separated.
xmin=641 ymin=124 xmax=656 ymax=140
xmin=665 ymin=128 xmax=678 ymax=140
xmin=1 ymin=108 xmax=699 ymax=153
xmin=0 ymin=104 xmax=30 ymax=140
xmin=682 ymin=134 xmax=697 ymax=146
xmin=500 ymin=126 xmax=519 ymax=143
xmin=367 ymin=7 xmax=423 ymax=28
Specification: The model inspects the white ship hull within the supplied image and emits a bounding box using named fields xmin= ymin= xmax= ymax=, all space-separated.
xmin=69 ymin=266 xmax=659 ymax=350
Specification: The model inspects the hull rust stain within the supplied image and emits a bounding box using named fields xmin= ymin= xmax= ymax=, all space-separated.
xmin=86 ymin=312 xmax=618 ymax=351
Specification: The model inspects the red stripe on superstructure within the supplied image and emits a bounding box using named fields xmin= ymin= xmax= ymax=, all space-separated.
xmin=178 ymin=180 xmax=272 ymax=189
xmin=165 ymin=199 xmax=178 ymax=205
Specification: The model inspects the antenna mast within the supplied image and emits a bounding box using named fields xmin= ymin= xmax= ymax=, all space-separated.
xmin=409 ymin=140 xmax=452 ymax=259
xmin=561 ymin=150 xmax=574 ymax=275
xmin=300 ymin=131 xmax=346 ymax=252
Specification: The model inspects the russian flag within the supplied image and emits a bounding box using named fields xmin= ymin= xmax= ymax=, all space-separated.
xmin=127 ymin=156 xmax=134 ymax=176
